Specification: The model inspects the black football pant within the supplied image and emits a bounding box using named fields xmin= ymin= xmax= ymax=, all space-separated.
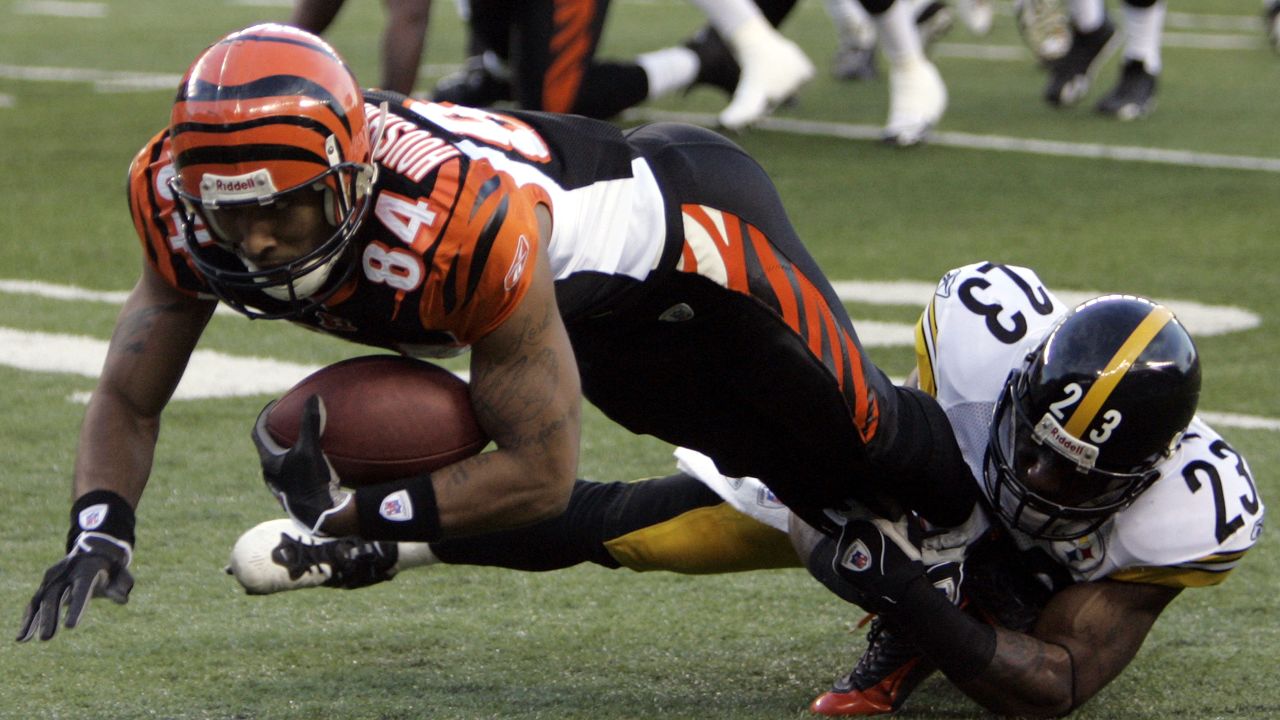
xmin=565 ymin=123 xmax=977 ymax=534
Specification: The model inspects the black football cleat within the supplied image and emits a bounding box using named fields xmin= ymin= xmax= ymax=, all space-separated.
xmin=432 ymin=53 xmax=512 ymax=107
xmin=1043 ymin=20 xmax=1118 ymax=107
xmin=684 ymin=27 xmax=740 ymax=95
xmin=810 ymin=617 xmax=936 ymax=716
xmin=1094 ymin=59 xmax=1157 ymax=120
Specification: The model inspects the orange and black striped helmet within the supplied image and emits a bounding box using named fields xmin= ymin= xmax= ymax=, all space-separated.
xmin=168 ymin=23 xmax=377 ymax=318
xmin=985 ymin=295 xmax=1201 ymax=540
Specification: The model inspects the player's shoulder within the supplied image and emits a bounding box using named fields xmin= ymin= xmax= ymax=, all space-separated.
xmin=1108 ymin=416 xmax=1265 ymax=587
xmin=127 ymin=128 xmax=174 ymax=206
xmin=917 ymin=262 xmax=1065 ymax=403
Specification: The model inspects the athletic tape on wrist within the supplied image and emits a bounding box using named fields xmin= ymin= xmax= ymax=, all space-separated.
xmin=66 ymin=490 xmax=136 ymax=552
xmin=354 ymin=474 xmax=442 ymax=542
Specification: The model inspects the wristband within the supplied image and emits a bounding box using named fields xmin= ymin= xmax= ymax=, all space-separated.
xmin=888 ymin=575 xmax=997 ymax=683
xmin=66 ymin=490 xmax=136 ymax=552
xmin=354 ymin=474 xmax=442 ymax=542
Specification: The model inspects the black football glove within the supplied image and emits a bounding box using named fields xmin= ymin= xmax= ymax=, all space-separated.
xmin=17 ymin=533 xmax=134 ymax=642
xmin=830 ymin=514 xmax=928 ymax=615
xmin=253 ymin=394 xmax=352 ymax=536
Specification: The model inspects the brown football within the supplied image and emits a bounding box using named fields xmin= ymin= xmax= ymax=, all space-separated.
xmin=264 ymin=355 xmax=488 ymax=486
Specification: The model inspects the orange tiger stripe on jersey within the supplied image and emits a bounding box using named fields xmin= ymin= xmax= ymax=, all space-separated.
xmin=744 ymin=223 xmax=800 ymax=337
xmin=678 ymin=240 xmax=700 ymax=274
xmin=544 ymin=0 xmax=597 ymax=112
xmin=678 ymin=204 xmax=879 ymax=440
xmin=127 ymin=131 xmax=199 ymax=295
xmin=416 ymin=158 xmax=462 ymax=254
xmin=417 ymin=159 xmax=546 ymax=343
xmin=684 ymin=205 xmax=750 ymax=292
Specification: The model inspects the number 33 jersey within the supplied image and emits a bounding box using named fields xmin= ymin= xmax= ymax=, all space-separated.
xmin=127 ymin=92 xmax=668 ymax=356
xmin=916 ymin=262 xmax=1264 ymax=589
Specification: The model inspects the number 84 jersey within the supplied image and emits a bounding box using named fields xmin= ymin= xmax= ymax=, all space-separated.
xmin=915 ymin=262 xmax=1264 ymax=589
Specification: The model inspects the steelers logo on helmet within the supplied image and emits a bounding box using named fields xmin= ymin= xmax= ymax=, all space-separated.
xmin=166 ymin=23 xmax=378 ymax=319
xmin=984 ymin=295 xmax=1201 ymax=540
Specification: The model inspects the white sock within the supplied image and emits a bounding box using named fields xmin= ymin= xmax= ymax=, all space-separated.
xmin=685 ymin=0 xmax=763 ymax=37
xmin=394 ymin=542 xmax=439 ymax=571
xmin=876 ymin=0 xmax=926 ymax=67
xmin=636 ymin=46 xmax=701 ymax=99
xmin=1069 ymin=0 xmax=1107 ymax=32
xmin=1123 ymin=1 xmax=1165 ymax=74
xmin=824 ymin=0 xmax=876 ymax=45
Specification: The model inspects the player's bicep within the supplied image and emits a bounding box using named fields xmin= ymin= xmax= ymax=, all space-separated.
xmin=97 ymin=263 xmax=217 ymax=417
xmin=1033 ymin=579 xmax=1181 ymax=704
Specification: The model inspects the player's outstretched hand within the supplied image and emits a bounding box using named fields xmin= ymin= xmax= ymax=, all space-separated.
xmin=253 ymin=394 xmax=352 ymax=535
xmin=17 ymin=533 xmax=134 ymax=642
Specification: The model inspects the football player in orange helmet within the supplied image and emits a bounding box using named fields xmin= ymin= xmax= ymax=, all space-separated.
xmin=18 ymin=24 xmax=979 ymax=645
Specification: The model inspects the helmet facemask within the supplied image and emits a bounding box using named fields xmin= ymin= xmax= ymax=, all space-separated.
xmin=984 ymin=370 xmax=1162 ymax=541
xmin=169 ymin=153 xmax=376 ymax=319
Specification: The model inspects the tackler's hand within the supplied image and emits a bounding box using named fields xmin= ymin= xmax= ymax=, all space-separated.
xmin=253 ymin=394 xmax=352 ymax=536
xmin=831 ymin=514 xmax=928 ymax=614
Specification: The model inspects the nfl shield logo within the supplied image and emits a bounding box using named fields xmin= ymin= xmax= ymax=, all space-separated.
xmin=379 ymin=490 xmax=414 ymax=521
xmin=78 ymin=503 xmax=109 ymax=531
xmin=840 ymin=539 xmax=874 ymax=573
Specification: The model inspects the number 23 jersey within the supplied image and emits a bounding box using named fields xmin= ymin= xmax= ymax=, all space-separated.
xmin=915 ymin=262 xmax=1264 ymax=589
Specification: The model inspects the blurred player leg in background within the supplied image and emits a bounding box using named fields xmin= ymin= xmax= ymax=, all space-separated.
xmin=953 ymin=0 xmax=993 ymax=35
xmin=435 ymin=0 xmax=813 ymax=130
xmin=824 ymin=0 xmax=879 ymax=80
xmin=1094 ymin=0 xmax=1163 ymax=120
xmin=1014 ymin=0 xmax=1071 ymax=64
xmin=861 ymin=0 xmax=947 ymax=146
xmin=686 ymin=0 xmax=815 ymax=129
xmin=1267 ymin=0 xmax=1280 ymax=52
xmin=1042 ymin=0 xmax=1118 ymax=107
xmin=290 ymin=0 xmax=432 ymax=95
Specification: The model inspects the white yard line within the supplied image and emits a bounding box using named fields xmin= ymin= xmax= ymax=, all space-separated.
xmin=12 ymin=0 xmax=105 ymax=17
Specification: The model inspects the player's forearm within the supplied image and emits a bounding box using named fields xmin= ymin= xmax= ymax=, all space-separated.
xmin=952 ymin=626 xmax=1075 ymax=718
xmin=72 ymin=388 xmax=161 ymax=506
xmin=888 ymin=579 xmax=1073 ymax=718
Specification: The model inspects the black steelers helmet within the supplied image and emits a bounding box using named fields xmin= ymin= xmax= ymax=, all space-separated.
xmin=985 ymin=295 xmax=1201 ymax=540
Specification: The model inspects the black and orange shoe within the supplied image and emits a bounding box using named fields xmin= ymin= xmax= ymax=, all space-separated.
xmin=810 ymin=616 xmax=936 ymax=716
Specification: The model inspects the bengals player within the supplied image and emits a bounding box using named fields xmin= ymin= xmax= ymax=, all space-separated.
xmin=16 ymin=24 xmax=976 ymax=642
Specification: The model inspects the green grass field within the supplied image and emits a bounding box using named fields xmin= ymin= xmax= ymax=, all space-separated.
xmin=1 ymin=1 xmax=1277 ymax=718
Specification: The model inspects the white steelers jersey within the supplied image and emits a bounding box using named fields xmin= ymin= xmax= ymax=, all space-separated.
xmin=916 ymin=262 xmax=1265 ymax=588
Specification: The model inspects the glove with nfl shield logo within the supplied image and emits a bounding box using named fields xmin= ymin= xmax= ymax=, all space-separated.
xmin=830 ymin=513 xmax=929 ymax=615
xmin=17 ymin=491 xmax=136 ymax=642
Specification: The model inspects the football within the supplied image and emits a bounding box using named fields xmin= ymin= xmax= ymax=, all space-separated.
xmin=263 ymin=355 xmax=488 ymax=486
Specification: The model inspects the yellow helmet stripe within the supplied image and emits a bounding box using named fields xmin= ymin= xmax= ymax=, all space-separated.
xmin=1064 ymin=305 xmax=1174 ymax=438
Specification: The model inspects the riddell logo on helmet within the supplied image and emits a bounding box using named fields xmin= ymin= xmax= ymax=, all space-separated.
xmin=1035 ymin=415 xmax=1099 ymax=468
xmin=200 ymin=169 xmax=278 ymax=202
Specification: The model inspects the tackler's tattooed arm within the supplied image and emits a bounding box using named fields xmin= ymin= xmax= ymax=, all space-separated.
xmin=956 ymin=579 xmax=1181 ymax=717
